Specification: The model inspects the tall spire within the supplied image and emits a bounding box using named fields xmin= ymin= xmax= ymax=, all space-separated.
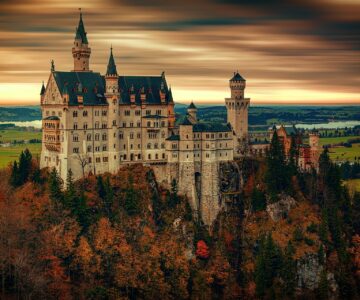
xmin=75 ymin=8 xmax=88 ymax=44
xmin=106 ymin=46 xmax=118 ymax=76
xmin=40 ymin=81 xmax=45 ymax=95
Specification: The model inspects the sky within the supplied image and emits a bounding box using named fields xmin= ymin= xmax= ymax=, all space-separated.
xmin=0 ymin=0 xmax=359 ymax=105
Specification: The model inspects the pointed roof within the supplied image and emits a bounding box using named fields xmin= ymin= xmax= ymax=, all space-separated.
xmin=179 ymin=116 xmax=193 ymax=126
xmin=106 ymin=47 xmax=117 ymax=76
xmin=40 ymin=81 xmax=45 ymax=95
xmin=75 ymin=11 xmax=88 ymax=44
xmin=230 ymin=71 xmax=245 ymax=82
xmin=188 ymin=101 xmax=197 ymax=109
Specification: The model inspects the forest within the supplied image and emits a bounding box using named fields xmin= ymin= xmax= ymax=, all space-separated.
xmin=0 ymin=132 xmax=360 ymax=299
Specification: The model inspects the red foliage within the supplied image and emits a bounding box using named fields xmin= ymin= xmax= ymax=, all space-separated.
xmin=196 ymin=240 xmax=210 ymax=259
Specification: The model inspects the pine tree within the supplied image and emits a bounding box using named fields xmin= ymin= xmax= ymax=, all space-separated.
xmin=48 ymin=167 xmax=63 ymax=205
xmin=96 ymin=176 xmax=106 ymax=199
xmin=10 ymin=160 xmax=20 ymax=187
xmin=65 ymin=169 xmax=78 ymax=211
xmin=18 ymin=148 xmax=32 ymax=184
xmin=318 ymin=269 xmax=328 ymax=300
xmin=103 ymin=176 xmax=113 ymax=218
xmin=124 ymin=175 xmax=139 ymax=216
xmin=265 ymin=130 xmax=290 ymax=200
xmin=280 ymin=242 xmax=296 ymax=298
xmin=352 ymin=192 xmax=360 ymax=234
xmin=251 ymin=187 xmax=266 ymax=212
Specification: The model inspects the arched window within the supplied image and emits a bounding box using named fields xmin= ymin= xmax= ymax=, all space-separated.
xmin=87 ymin=134 xmax=91 ymax=141
xmin=148 ymin=154 xmax=151 ymax=160
xmin=147 ymin=143 xmax=151 ymax=149
xmin=73 ymin=111 xmax=78 ymax=117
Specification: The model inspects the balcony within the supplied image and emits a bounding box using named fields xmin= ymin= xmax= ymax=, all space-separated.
xmin=43 ymin=116 xmax=61 ymax=152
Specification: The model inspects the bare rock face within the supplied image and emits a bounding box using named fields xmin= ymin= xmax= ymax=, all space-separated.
xmin=266 ymin=194 xmax=296 ymax=222
xmin=296 ymin=254 xmax=338 ymax=297
xmin=297 ymin=253 xmax=323 ymax=290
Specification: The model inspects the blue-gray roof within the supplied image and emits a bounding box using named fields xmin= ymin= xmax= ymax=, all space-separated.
xmin=44 ymin=116 xmax=60 ymax=120
xmin=53 ymin=71 xmax=107 ymax=106
xmin=230 ymin=72 xmax=245 ymax=82
xmin=119 ymin=75 xmax=173 ymax=105
xmin=166 ymin=134 xmax=180 ymax=141
xmin=75 ymin=13 xmax=88 ymax=44
xmin=106 ymin=48 xmax=117 ymax=76
xmin=143 ymin=115 xmax=167 ymax=119
xmin=52 ymin=71 xmax=174 ymax=106
xmin=193 ymin=123 xmax=231 ymax=133
xmin=179 ymin=117 xmax=193 ymax=126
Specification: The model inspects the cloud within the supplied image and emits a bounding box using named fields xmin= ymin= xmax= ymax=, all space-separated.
xmin=0 ymin=0 xmax=359 ymax=104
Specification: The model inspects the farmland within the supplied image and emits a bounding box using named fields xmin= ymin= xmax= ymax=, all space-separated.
xmin=0 ymin=129 xmax=41 ymax=143
xmin=0 ymin=143 xmax=41 ymax=168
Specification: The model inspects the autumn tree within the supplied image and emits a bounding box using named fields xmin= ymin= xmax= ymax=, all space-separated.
xmin=196 ymin=240 xmax=210 ymax=259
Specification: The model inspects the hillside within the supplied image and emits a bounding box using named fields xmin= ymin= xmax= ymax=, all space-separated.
xmin=0 ymin=144 xmax=359 ymax=299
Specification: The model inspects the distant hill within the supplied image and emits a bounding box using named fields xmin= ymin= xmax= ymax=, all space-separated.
xmin=1 ymin=104 xmax=360 ymax=128
xmin=0 ymin=106 xmax=41 ymax=121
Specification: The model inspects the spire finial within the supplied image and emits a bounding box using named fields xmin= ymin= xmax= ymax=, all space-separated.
xmin=51 ymin=59 xmax=55 ymax=72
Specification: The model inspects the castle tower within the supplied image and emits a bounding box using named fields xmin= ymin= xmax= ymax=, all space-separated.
xmin=309 ymin=130 xmax=320 ymax=170
xmin=178 ymin=117 xmax=198 ymax=214
xmin=187 ymin=102 xmax=198 ymax=124
xmin=72 ymin=11 xmax=91 ymax=72
xmin=225 ymin=71 xmax=250 ymax=157
xmin=105 ymin=47 xmax=120 ymax=173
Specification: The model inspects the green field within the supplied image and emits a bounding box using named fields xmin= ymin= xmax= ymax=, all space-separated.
xmin=327 ymin=144 xmax=360 ymax=163
xmin=319 ymin=135 xmax=360 ymax=146
xmin=0 ymin=129 xmax=41 ymax=143
xmin=0 ymin=143 xmax=41 ymax=168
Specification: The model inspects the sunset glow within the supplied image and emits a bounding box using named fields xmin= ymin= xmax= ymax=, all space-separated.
xmin=0 ymin=0 xmax=359 ymax=105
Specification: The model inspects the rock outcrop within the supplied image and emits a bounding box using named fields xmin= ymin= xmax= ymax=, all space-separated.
xmin=266 ymin=194 xmax=296 ymax=221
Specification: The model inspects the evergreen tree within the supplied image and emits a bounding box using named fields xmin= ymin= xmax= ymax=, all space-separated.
xmin=265 ymin=130 xmax=291 ymax=200
xmin=280 ymin=242 xmax=296 ymax=298
xmin=251 ymin=187 xmax=266 ymax=212
xmin=96 ymin=176 xmax=106 ymax=199
xmin=318 ymin=269 xmax=328 ymax=300
xmin=288 ymin=134 xmax=298 ymax=175
xmin=18 ymin=148 xmax=32 ymax=184
xmin=103 ymin=176 xmax=113 ymax=218
xmin=48 ymin=167 xmax=63 ymax=205
xmin=65 ymin=169 xmax=76 ymax=209
xmin=124 ymin=175 xmax=139 ymax=216
xmin=254 ymin=233 xmax=283 ymax=298
xmin=10 ymin=160 xmax=20 ymax=187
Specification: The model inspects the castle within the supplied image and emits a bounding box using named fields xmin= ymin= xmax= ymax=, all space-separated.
xmin=40 ymin=13 xmax=321 ymax=225
xmin=40 ymin=12 xmax=249 ymax=225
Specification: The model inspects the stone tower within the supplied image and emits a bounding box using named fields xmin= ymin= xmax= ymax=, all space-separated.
xmin=177 ymin=118 xmax=198 ymax=214
xmin=309 ymin=130 xmax=320 ymax=170
xmin=72 ymin=11 xmax=91 ymax=72
xmin=187 ymin=102 xmax=198 ymax=124
xmin=105 ymin=47 xmax=120 ymax=173
xmin=225 ymin=71 xmax=250 ymax=156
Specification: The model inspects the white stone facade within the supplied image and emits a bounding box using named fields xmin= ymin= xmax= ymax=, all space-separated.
xmin=40 ymin=13 xmax=250 ymax=225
